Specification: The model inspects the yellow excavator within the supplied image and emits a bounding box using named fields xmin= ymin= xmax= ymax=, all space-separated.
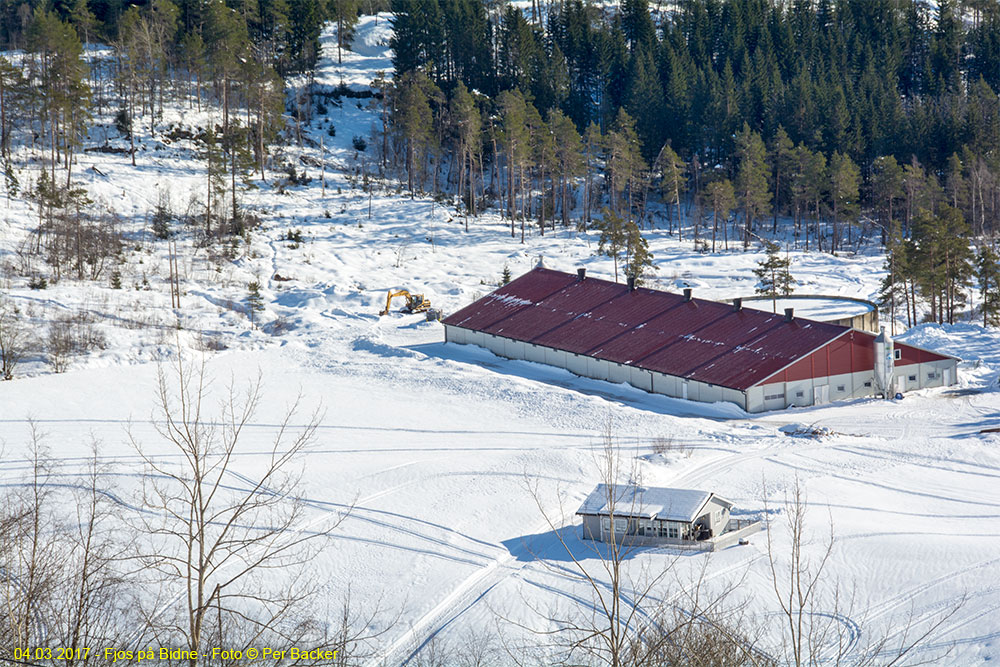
xmin=379 ymin=289 xmax=432 ymax=316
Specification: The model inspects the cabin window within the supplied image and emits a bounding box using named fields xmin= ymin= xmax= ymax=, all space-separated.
xmin=614 ymin=519 xmax=626 ymax=533
xmin=908 ymin=374 xmax=916 ymax=382
xmin=894 ymin=349 xmax=902 ymax=360
xmin=602 ymin=518 xmax=610 ymax=532
xmin=667 ymin=525 xmax=679 ymax=539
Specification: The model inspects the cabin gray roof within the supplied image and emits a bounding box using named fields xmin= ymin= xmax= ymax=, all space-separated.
xmin=576 ymin=484 xmax=732 ymax=523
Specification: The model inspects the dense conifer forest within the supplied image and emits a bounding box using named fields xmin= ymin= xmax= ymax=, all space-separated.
xmin=0 ymin=0 xmax=999 ymax=328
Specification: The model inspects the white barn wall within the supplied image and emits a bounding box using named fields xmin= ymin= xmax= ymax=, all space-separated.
xmin=629 ymin=367 xmax=653 ymax=392
xmin=608 ymin=362 xmax=629 ymax=384
xmin=544 ymin=347 xmax=568 ymax=368
xmin=443 ymin=325 xmax=957 ymax=415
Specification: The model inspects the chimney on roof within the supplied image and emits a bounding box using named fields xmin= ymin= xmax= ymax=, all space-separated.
xmin=784 ymin=307 xmax=794 ymax=322
xmin=733 ymin=298 xmax=742 ymax=311
xmin=577 ymin=267 xmax=586 ymax=281
xmin=683 ymin=288 xmax=692 ymax=302
xmin=627 ymin=276 xmax=636 ymax=291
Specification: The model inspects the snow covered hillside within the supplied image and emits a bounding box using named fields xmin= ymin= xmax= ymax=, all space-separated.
xmin=2 ymin=13 xmax=1000 ymax=666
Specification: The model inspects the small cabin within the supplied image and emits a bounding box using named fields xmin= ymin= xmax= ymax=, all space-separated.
xmin=577 ymin=484 xmax=735 ymax=545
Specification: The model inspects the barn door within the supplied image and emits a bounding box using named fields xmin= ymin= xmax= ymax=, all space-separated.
xmin=814 ymin=385 xmax=829 ymax=405
xmin=682 ymin=382 xmax=689 ymax=400
xmin=943 ymin=368 xmax=952 ymax=386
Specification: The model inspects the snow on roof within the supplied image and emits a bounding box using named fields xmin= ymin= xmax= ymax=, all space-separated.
xmin=576 ymin=484 xmax=730 ymax=523
xmin=443 ymin=267 xmax=851 ymax=391
xmin=742 ymin=297 xmax=874 ymax=321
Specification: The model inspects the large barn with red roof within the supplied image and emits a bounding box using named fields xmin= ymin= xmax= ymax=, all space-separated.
xmin=441 ymin=267 xmax=959 ymax=413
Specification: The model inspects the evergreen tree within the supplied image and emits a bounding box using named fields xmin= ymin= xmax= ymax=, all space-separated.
xmin=878 ymin=220 xmax=909 ymax=333
xmin=329 ymin=0 xmax=358 ymax=64
xmin=497 ymin=88 xmax=530 ymax=233
xmin=735 ymin=123 xmax=771 ymax=248
xmin=705 ymin=178 xmax=735 ymax=253
xmin=595 ymin=207 xmax=626 ymax=282
xmin=247 ymin=280 xmax=264 ymax=328
xmin=549 ymin=109 xmax=583 ymax=227
xmin=770 ymin=126 xmax=795 ymax=233
xmin=872 ymin=155 xmax=904 ymax=244
xmin=450 ymin=81 xmax=481 ymax=225
xmin=394 ymin=71 xmax=435 ymax=197
xmin=754 ymin=240 xmax=796 ymax=312
xmin=624 ymin=218 xmax=654 ymax=284
xmin=828 ymin=151 xmax=859 ymax=252
xmin=605 ymin=109 xmax=646 ymax=224
xmin=656 ymin=144 xmax=685 ymax=239
xmin=978 ymin=245 xmax=1000 ymax=327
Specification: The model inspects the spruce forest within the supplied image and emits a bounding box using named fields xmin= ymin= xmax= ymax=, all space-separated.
xmin=1 ymin=0 xmax=1000 ymax=328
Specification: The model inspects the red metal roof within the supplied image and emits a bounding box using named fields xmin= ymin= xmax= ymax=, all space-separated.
xmin=443 ymin=268 xmax=860 ymax=391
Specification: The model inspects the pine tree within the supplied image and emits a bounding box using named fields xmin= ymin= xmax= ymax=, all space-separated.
xmin=871 ymin=155 xmax=904 ymax=244
xmin=624 ymin=218 xmax=654 ymax=284
xmin=735 ymin=123 xmax=771 ymax=248
xmin=497 ymin=88 xmax=529 ymax=233
xmin=582 ymin=122 xmax=602 ymax=228
xmin=878 ymin=220 xmax=909 ymax=334
xmin=656 ymin=144 xmax=685 ymax=239
xmin=828 ymin=151 xmax=860 ymax=252
xmin=770 ymin=126 xmax=795 ymax=233
xmin=548 ymin=109 xmax=583 ymax=228
xmin=247 ymin=280 xmax=264 ymax=328
xmin=754 ymin=240 xmax=796 ymax=311
xmin=202 ymin=128 xmax=227 ymax=236
xmin=705 ymin=178 xmax=735 ymax=253
xmin=329 ymin=0 xmax=358 ymax=64
xmin=450 ymin=81 xmax=481 ymax=225
xmin=394 ymin=71 xmax=434 ymax=197
xmin=595 ymin=207 xmax=626 ymax=282
xmin=605 ymin=109 xmax=646 ymax=225
xmin=978 ymin=245 xmax=1000 ymax=327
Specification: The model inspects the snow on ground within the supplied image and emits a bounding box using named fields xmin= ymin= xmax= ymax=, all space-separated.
xmin=1 ymin=14 xmax=1000 ymax=666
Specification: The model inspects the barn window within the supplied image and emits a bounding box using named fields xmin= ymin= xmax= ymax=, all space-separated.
xmin=908 ymin=374 xmax=916 ymax=381
xmin=894 ymin=349 xmax=902 ymax=360
xmin=795 ymin=391 xmax=804 ymax=398
xmin=864 ymin=381 xmax=872 ymax=387
xmin=837 ymin=385 xmax=845 ymax=392
xmin=765 ymin=393 xmax=783 ymax=400
xmin=927 ymin=372 xmax=936 ymax=379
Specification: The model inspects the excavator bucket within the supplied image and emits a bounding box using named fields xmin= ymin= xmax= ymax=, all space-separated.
xmin=380 ymin=289 xmax=432 ymax=315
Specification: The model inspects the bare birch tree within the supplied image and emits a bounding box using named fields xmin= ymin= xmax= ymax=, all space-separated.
xmin=764 ymin=477 xmax=963 ymax=666
xmin=127 ymin=353 xmax=345 ymax=665
xmin=510 ymin=427 xmax=758 ymax=667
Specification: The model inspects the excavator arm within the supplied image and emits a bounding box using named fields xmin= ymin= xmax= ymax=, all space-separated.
xmin=379 ymin=289 xmax=431 ymax=316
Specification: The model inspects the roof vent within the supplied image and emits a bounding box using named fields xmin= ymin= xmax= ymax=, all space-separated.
xmin=784 ymin=307 xmax=794 ymax=322
xmin=536 ymin=255 xmax=545 ymax=268
xmin=627 ymin=276 xmax=636 ymax=291
xmin=733 ymin=298 xmax=742 ymax=311
xmin=683 ymin=288 xmax=692 ymax=302
xmin=577 ymin=268 xmax=586 ymax=281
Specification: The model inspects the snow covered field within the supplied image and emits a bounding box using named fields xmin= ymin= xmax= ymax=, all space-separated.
xmin=2 ymin=13 xmax=1000 ymax=665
